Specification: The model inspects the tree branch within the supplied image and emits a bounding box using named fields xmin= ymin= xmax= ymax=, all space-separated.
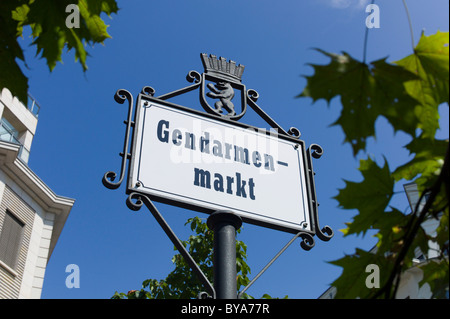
xmin=373 ymin=144 xmax=449 ymax=298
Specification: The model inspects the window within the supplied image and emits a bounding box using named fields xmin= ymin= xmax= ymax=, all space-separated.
xmin=0 ymin=118 xmax=19 ymax=143
xmin=0 ymin=211 xmax=25 ymax=270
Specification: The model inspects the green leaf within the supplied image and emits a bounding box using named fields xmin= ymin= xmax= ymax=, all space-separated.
xmin=299 ymin=49 xmax=376 ymax=154
xmin=0 ymin=0 xmax=118 ymax=105
xmin=85 ymin=0 xmax=119 ymax=16
xmin=329 ymin=248 xmax=392 ymax=299
xmin=0 ymin=49 xmax=29 ymax=105
xmin=335 ymin=158 xmax=394 ymax=236
xmin=393 ymin=136 xmax=448 ymax=184
xmin=0 ymin=2 xmax=29 ymax=103
xmin=394 ymin=31 xmax=449 ymax=138
xmin=370 ymin=58 xmax=421 ymax=136
xmin=299 ymin=50 xmax=421 ymax=155
xmin=32 ymin=28 xmax=67 ymax=72
xmin=434 ymin=209 xmax=449 ymax=256
xmin=78 ymin=0 xmax=112 ymax=43
xmin=411 ymin=31 xmax=449 ymax=95
xmin=11 ymin=4 xmax=30 ymax=36
xmin=372 ymin=208 xmax=408 ymax=256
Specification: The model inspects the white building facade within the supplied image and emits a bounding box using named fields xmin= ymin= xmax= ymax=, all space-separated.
xmin=0 ymin=88 xmax=74 ymax=299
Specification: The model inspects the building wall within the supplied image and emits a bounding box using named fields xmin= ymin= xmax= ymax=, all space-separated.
xmin=20 ymin=209 xmax=55 ymax=299
xmin=0 ymin=170 xmax=55 ymax=299
xmin=0 ymin=184 xmax=35 ymax=298
xmin=0 ymin=88 xmax=37 ymax=153
xmin=395 ymin=267 xmax=432 ymax=299
xmin=0 ymin=87 xmax=73 ymax=299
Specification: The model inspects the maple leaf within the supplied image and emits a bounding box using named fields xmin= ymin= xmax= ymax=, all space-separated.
xmin=299 ymin=49 xmax=375 ymax=155
xmin=299 ymin=50 xmax=420 ymax=155
xmin=335 ymin=158 xmax=394 ymax=237
xmin=393 ymin=135 xmax=448 ymax=185
xmin=0 ymin=0 xmax=119 ymax=105
xmin=394 ymin=31 xmax=449 ymax=139
xmin=301 ymin=30 xmax=449 ymax=299
xmin=328 ymin=248 xmax=392 ymax=299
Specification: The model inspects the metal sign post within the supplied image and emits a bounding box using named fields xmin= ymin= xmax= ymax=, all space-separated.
xmin=207 ymin=211 xmax=242 ymax=299
xmin=102 ymin=53 xmax=333 ymax=299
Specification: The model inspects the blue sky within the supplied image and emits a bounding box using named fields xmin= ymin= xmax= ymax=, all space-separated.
xmin=17 ymin=0 xmax=449 ymax=299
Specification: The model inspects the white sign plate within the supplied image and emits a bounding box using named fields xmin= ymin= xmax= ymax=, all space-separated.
xmin=129 ymin=97 xmax=313 ymax=233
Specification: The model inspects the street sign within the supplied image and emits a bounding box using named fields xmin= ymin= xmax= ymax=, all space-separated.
xmin=128 ymin=97 xmax=314 ymax=234
xmin=103 ymin=53 xmax=333 ymax=299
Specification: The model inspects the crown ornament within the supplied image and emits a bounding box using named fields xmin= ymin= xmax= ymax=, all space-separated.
xmin=200 ymin=53 xmax=245 ymax=83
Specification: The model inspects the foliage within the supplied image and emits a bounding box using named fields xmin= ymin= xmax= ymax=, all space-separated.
xmin=0 ymin=0 xmax=118 ymax=104
xmin=112 ymin=217 xmax=285 ymax=299
xmin=299 ymin=30 xmax=449 ymax=298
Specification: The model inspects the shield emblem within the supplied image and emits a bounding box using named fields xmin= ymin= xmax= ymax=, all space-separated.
xmin=199 ymin=54 xmax=247 ymax=121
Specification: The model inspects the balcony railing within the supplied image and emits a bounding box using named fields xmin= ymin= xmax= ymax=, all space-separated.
xmin=0 ymin=121 xmax=30 ymax=164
